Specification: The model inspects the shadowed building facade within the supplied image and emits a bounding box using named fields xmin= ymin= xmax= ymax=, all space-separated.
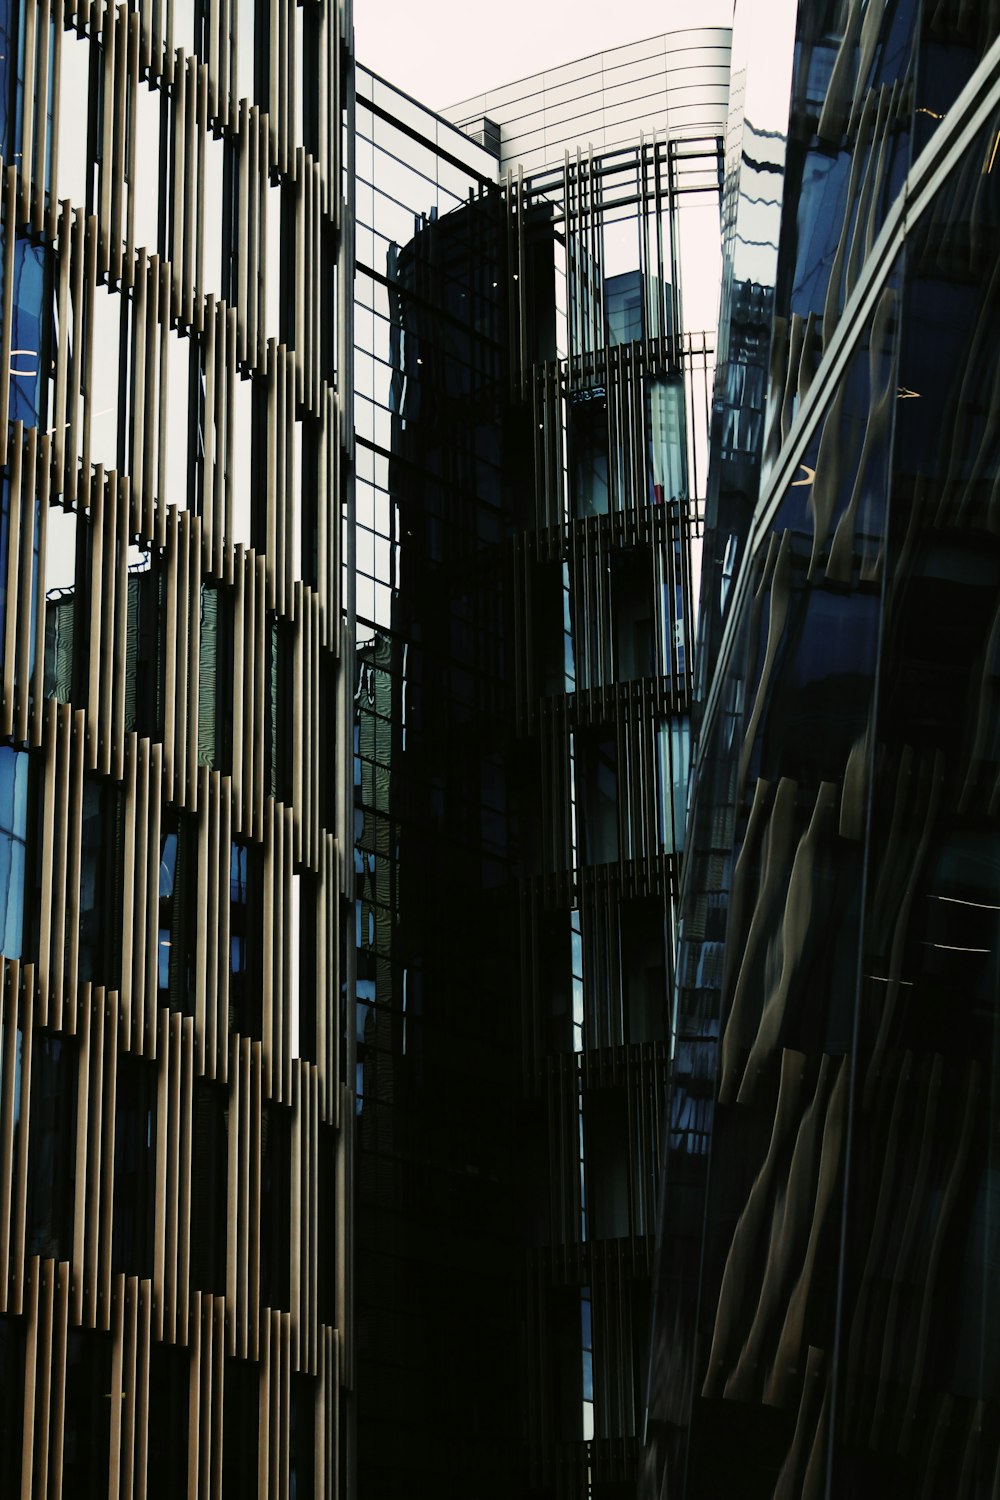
xmin=645 ymin=2 xmax=1000 ymax=1497
xmin=0 ymin=1 xmax=355 ymax=1495
xmin=353 ymin=37 xmax=730 ymax=1500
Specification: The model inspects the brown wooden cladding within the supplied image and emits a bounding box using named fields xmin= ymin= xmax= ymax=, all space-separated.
xmin=0 ymin=0 xmax=352 ymax=1495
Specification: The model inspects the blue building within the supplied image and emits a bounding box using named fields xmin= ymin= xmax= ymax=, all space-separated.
xmin=644 ymin=3 xmax=1000 ymax=1496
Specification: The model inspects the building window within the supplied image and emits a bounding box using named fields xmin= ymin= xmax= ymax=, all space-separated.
xmin=79 ymin=776 xmax=124 ymax=988
xmin=576 ymin=732 xmax=619 ymax=865
xmin=197 ymin=583 xmax=235 ymax=772
xmin=265 ymin=614 xmax=294 ymax=802
xmin=657 ymin=716 xmax=690 ymax=855
xmin=612 ymin=545 xmax=656 ymax=682
xmin=4 ymin=235 xmax=49 ymax=429
xmin=0 ymin=744 xmax=30 ymax=959
xmin=25 ymin=1032 xmax=78 ymax=1261
xmin=571 ymin=397 xmax=610 ymax=518
xmin=158 ymin=812 xmax=198 ymax=1014
xmin=190 ymin=1078 xmax=227 ymax=1296
xmin=125 ymin=543 xmax=166 ymax=742
xmin=147 ymin=1343 xmax=189 ymax=1500
xmin=290 ymin=1372 xmax=316 ymax=1497
xmin=44 ymin=503 xmax=81 ymax=707
xmin=585 ymin=1089 xmax=629 ymax=1239
xmin=647 ymin=379 xmax=686 ymax=505
xmin=63 ymin=1328 xmax=111 ymax=1499
xmin=222 ymin=1355 xmax=259 ymax=1500
xmin=260 ymin=1103 xmax=291 ymax=1310
xmin=0 ymin=1314 xmax=25 ymax=1496
xmin=111 ymin=1054 xmax=156 ymax=1277
xmin=230 ymin=840 xmax=263 ymax=1039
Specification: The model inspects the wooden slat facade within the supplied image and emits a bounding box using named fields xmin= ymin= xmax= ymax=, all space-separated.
xmin=0 ymin=0 xmax=354 ymax=1495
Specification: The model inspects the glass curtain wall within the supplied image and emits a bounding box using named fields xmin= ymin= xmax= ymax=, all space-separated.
xmin=353 ymin=46 xmax=728 ymax=1500
xmin=504 ymin=113 xmax=723 ymax=1500
xmin=645 ymin=3 xmax=1000 ymax=1498
xmin=353 ymin=71 xmax=521 ymax=1500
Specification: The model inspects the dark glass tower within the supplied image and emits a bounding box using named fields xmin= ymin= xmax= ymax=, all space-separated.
xmin=353 ymin=39 xmax=730 ymax=1500
xmin=353 ymin=72 xmax=519 ymax=1498
xmin=645 ymin=3 xmax=1000 ymax=1497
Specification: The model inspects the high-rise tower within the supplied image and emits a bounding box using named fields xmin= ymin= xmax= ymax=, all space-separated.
xmin=0 ymin=2 xmax=355 ymax=1494
xmin=354 ymin=32 xmax=730 ymax=1499
xmin=646 ymin=3 xmax=1000 ymax=1496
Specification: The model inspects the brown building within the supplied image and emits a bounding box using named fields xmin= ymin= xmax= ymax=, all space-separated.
xmin=0 ymin=1 xmax=355 ymax=1495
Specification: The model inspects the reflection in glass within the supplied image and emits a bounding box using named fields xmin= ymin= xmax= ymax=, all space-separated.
xmin=647 ymin=380 xmax=686 ymax=504
xmin=0 ymin=745 xmax=29 ymax=958
xmin=581 ymin=1287 xmax=594 ymax=1438
xmin=230 ymin=840 xmax=262 ymax=1038
xmin=605 ymin=269 xmax=644 ymax=344
xmin=5 ymin=236 xmax=48 ymax=428
xmin=44 ymin=503 xmax=79 ymax=703
xmin=658 ymin=716 xmax=690 ymax=854
xmin=124 ymin=542 xmax=165 ymax=739
xmin=158 ymin=813 xmax=196 ymax=1013
xmin=197 ymin=583 xmax=233 ymax=770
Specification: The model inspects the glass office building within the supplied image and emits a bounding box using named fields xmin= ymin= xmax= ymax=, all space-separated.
xmin=0 ymin=1 xmax=354 ymax=1495
xmin=353 ymin=69 xmax=520 ymax=1497
xmin=645 ymin=3 xmax=1000 ymax=1497
xmin=354 ymin=34 xmax=730 ymax=1499
xmin=444 ymin=31 xmax=730 ymax=176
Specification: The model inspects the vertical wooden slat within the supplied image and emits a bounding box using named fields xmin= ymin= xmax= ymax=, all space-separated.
xmin=19 ymin=1257 xmax=42 ymax=1500
xmin=179 ymin=1017 xmax=194 ymax=1339
xmin=237 ymin=1037 xmax=251 ymax=1358
xmin=0 ymin=2 xmax=354 ymax=1493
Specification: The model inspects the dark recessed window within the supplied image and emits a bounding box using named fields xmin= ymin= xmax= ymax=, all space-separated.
xmin=190 ymin=1078 xmax=228 ymax=1297
xmin=230 ymin=840 xmax=264 ymax=1039
xmin=111 ymin=1054 xmax=157 ymax=1278
xmin=25 ymin=1032 xmax=77 ymax=1262
xmin=260 ymin=1103 xmax=291 ymax=1310
xmin=147 ymin=1342 xmax=189 ymax=1500
xmin=63 ymin=1327 xmax=111 ymax=1499
xmin=0 ymin=1313 xmax=25 ymax=1496
xmin=223 ymin=1356 xmax=259 ymax=1500
xmin=158 ymin=811 xmax=198 ymax=1015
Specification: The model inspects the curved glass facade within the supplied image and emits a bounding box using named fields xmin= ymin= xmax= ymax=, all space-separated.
xmin=444 ymin=29 xmax=731 ymax=176
xmin=645 ymin=5 xmax=1000 ymax=1497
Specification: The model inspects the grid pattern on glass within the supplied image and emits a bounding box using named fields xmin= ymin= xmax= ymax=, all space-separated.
xmin=444 ymin=28 xmax=731 ymax=175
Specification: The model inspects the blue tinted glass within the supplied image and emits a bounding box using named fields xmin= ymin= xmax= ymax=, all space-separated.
xmin=9 ymin=238 xmax=46 ymax=427
xmin=0 ymin=744 xmax=29 ymax=958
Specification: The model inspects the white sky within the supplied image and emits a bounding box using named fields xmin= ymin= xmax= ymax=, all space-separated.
xmin=354 ymin=0 xmax=735 ymax=110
